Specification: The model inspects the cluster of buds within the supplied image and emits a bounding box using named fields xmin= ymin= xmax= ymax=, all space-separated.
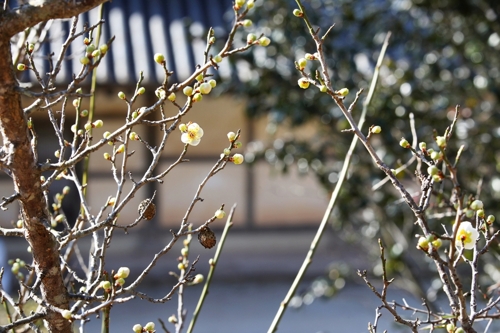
xmin=178 ymin=234 xmax=192 ymax=270
xmin=113 ymin=266 xmax=130 ymax=288
xmin=103 ymin=131 xmax=116 ymax=146
xmin=50 ymin=186 xmax=71 ymax=225
xmin=427 ymin=148 xmax=443 ymax=161
xmin=463 ymin=199 xmax=495 ymax=227
xmin=183 ymin=76 xmax=217 ymax=102
xmin=132 ymin=322 xmax=155 ymax=333
xmin=17 ymin=44 xmax=36 ymax=70
xmin=80 ymin=39 xmax=108 ymax=65
xmin=234 ymin=0 xmax=254 ymax=11
xmin=420 ymin=136 xmax=449 ymax=183
xmin=98 ymin=268 xmax=130 ymax=295
xmin=131 ymin=107 xmax=147 ymax=120
xmin=225 ymin=131 xmax=245 ymax=165
xmin=9 ymin=258 xmax=26 ymax=281
xmin=155 ymin=48 xmax=219 ymax=103
xmin=246 ymin=33 xmax=271 ymax=46
xmin=69 ymin=109 xmax=93 ymax=136
xmin=427 ymin=165 xmax=443 ymax=183
xmin=417 ymin=234 xmax=442 ymax=252
xmin=295 ymin=52 xmax=336 ymax=94
xmin=419 ymin=140 xmax=443 ymax=161
xmin=79 ymin=119 xmax=103 ymax=132
xmin=103 ymin=142 xmax=126 ymax=161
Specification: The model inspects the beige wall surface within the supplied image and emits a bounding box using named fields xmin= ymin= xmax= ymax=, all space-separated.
xmin=157 ymin=161 xmax=247 ymax=228
xmin=253 ymin=163 xmax=328 ymax=226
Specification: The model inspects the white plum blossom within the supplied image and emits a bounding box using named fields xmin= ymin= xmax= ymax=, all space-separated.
xmin=455 ymin=221 xmax=479 ymax=250
xmin=181 ymin=122 xmax=204 ymax=146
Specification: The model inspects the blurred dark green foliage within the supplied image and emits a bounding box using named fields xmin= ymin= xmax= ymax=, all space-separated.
xmin=229 ymin=0 xmax=500 ymax=302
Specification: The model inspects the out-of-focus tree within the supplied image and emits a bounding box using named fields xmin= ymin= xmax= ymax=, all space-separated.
xmin=234 ymin=0 xmax=500 ymax=301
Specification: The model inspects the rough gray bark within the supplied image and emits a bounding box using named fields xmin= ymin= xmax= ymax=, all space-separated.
xmin=0 ymin=1 xmax=108 ymax=332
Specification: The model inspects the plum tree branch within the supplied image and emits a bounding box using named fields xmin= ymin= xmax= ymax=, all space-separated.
xmin=0 ymin=0 xmax=109 ymax=38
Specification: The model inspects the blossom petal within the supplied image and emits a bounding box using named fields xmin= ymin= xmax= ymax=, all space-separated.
xmin=455 ymin=221 xmax=479 ymax=250
xmin=190 ymin=138 xmax=201 ymax=146
xmin=181 ymin=133 xmax=190 ymax=144
xmin=188 ymin=123 xmax=200 ymax=133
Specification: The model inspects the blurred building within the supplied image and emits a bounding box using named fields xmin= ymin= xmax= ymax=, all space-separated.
xmin=2 ymin=0 xmax=329 ymax=233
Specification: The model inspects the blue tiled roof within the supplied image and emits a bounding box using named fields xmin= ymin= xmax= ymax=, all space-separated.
xmin=19 ymin=0 xmax=235 ymax=85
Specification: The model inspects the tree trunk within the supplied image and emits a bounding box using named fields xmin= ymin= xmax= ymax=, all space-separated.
xmin=0 ymin=37 xmax=72 ymax=332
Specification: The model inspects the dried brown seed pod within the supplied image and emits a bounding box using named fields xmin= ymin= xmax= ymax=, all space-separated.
xmin=138 ymin=199 xmax=156 ymax=220
xmin=198 ymin=226 xmax=216 ymax=249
